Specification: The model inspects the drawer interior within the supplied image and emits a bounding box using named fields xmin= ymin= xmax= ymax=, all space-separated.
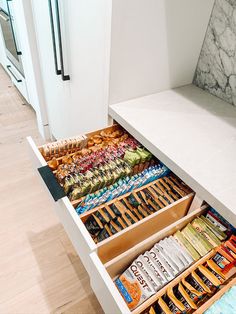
xmin=95 ymin=192 xmax=194 ymax=264
xmin=101 ymin=207 xmax=206 ymax=279
xmin=94 ymin=206 xmax=236 ymax=314
xmin=35 ymin=123 xmax=197 ymax=259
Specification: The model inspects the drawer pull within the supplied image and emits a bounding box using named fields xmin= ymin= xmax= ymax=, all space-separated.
xmin=38 ymin=165 xmax=66 ymax=201
xmin=7 ymin=65 xmax=22 ymax=82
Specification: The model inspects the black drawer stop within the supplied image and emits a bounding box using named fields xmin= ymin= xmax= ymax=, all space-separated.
xmin=38 ymin=165 xmax=66 ymax=201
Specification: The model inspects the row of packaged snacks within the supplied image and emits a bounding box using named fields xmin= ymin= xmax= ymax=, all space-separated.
xmin=83 ymin=174 xmax=189 ymax=243
xmin=52 ymin=136 xmax=155 ymax=201
xmin=147 ymin=234 xmax=236 ymax=314
xmin=114 ymin=208 xmax=235 ymax=311
xmin=75 ymin=164 xmax=170 ymax=214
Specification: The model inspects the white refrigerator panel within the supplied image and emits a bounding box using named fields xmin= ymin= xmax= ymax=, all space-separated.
xmin=31 ymin=0 xmax=111 ymax=139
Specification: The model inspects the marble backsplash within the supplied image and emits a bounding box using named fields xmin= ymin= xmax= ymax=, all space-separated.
xmin=194 ymin=0 xmax=236 ymax=106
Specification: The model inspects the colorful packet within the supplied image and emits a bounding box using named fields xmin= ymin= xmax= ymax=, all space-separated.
xmin=115 ymin=261 xmax=155 ymax=310
xmin=75 ymin=164 xmax=170 ymax=214
xmin=206 ymin=211 xmax=229 ymax=234
xmin=142 ymin=252 xmax=167 ymax=285
xmin=212 ymin=245 xmax=236 ymax=273
xmin=174 ymin=231 xmax=200 ymax=261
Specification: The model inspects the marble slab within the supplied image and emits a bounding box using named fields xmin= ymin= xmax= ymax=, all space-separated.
xmin=194 ymin=0 xmax=236 ymax=106
xmin=109 ymin=84 xmax=236 ymax=225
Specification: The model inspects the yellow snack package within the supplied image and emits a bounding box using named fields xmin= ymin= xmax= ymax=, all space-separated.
xmin=167 ymin=286 xmax=189 ymax=313
xmin=198 ymin=264 xmax=223 ymax=286
xmin=178 ymin=282 xmax=198 ymax=310
xmin=158 ymin=296 xmax=176 ymax=314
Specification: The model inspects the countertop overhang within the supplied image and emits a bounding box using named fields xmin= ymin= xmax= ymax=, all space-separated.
xmin=109 ymin=84 xmax=236 ymax=225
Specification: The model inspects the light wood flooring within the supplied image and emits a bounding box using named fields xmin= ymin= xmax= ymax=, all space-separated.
xmin=0 ymin=66 xmax=104 ymax=314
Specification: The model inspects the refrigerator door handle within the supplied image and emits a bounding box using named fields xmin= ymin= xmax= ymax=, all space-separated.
xmin=54 ymin=0 xmax=70 ymax=81
xmin=6 ymin=0 xmax=22 ymax=55
xmin=48 ymin=0 xmax=61 ymax=75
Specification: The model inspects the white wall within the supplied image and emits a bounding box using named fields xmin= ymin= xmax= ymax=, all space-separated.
xmin=109 ymin=0 xmax=215 ymax=104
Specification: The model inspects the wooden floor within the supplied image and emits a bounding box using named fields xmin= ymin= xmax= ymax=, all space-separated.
xmin=0 ymin=66 xmax=103 ymax=314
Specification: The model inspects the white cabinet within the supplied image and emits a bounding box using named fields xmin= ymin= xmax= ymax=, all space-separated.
xmin=31 ymin=0 xmax=214 ymax=140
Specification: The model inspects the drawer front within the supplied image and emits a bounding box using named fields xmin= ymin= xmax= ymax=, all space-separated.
xmin=6 ymin=64 xmax=29 ymax=102
xmin=27 ymin=136 xmax=97 ymax=273
xmin=90 ymin=252 xmax=130 ymax=314
xmin=27 ymin=136 xmax=47 ymax=169
xmin=55 ymin=198 xmax=96 ymax=273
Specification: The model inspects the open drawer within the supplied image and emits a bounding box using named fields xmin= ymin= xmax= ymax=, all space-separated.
xmin=27 ymin=123 xmax=196 ymax=274
xmin=89 ymin=206 xmax=211 ymax=314
xmin=90 ymin=203 xmax=236 ymax=314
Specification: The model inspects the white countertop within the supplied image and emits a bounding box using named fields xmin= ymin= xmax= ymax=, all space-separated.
xmin=109 ymin=84 xmax=236 ymax=225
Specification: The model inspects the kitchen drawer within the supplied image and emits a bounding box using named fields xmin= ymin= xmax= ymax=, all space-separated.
xmin=89 ymin=206 xmax=207 ymax=314
xmin=27 ymin=136 xmax=96 ymax=272
xmin=27 ymin=124 xmax=195 ymax=274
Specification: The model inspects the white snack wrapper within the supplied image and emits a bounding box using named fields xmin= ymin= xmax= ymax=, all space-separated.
xmin=160 ymin=238 xmax=187 ymax=270
xmin=154 ymin=243 xmax=180 ymax=275
xmin=142 ymin=251 xmax=167 ymax=285
xmin=135 ymin=256 xmax=162 ymax=291
xmin=148 ymin=248 xmax=175 ymax=281
xmin=169 ymin=235 xmax=194 ymax=265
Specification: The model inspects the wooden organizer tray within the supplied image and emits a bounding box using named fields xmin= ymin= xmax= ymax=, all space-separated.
xmin=39 ymin=124 xmax=122 ymax=162
xmin=139 ymin=250 xmax=236 ymax=314
xmin=80 ymin=175 xmax=193 ymax=246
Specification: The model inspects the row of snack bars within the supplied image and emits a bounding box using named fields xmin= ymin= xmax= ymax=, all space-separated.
xmin=84 ymin=174 xmax=191 ymax=244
